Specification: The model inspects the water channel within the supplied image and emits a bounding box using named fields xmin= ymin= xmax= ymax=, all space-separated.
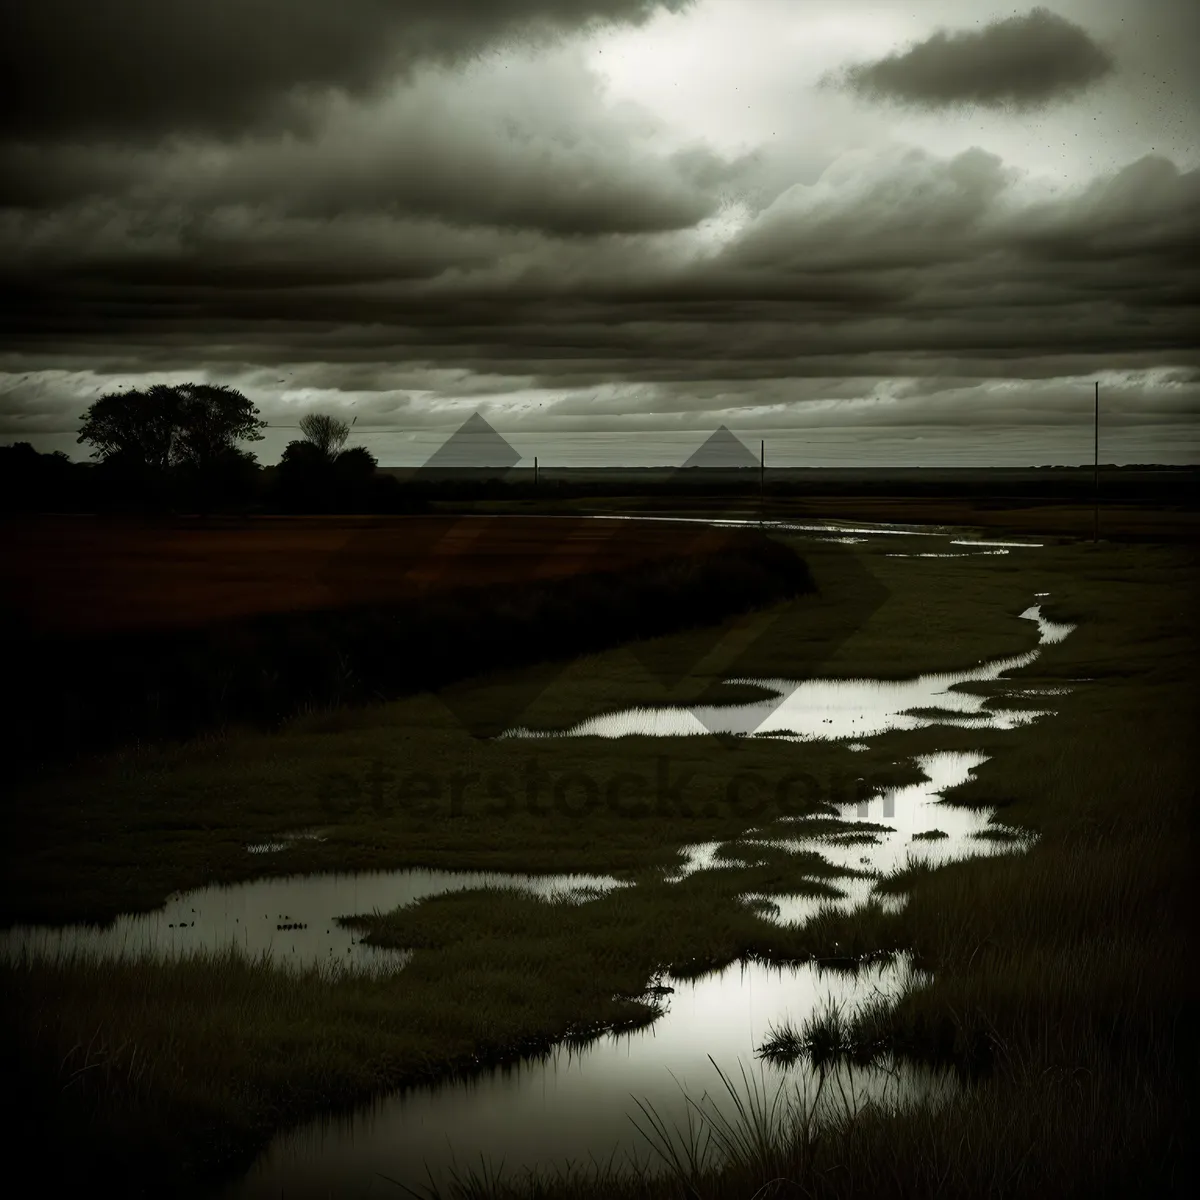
xmin=3 ymin=521 xmax=1075 ymax=1196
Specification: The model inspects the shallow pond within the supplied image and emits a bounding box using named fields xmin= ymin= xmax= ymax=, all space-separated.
xmin=0 ymin=869 xmax=630 ymax=974
xmin=222 ymin=954 xmax=955 ymax=1199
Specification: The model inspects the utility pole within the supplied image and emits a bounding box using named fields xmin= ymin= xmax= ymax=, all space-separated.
xmin=1093 ymin=382 xmax=1099 ymax=543
xmin=760 ymin=439 xmax=765 ymax=526
xmin=534 ymin=455 xmax=538 ymax=491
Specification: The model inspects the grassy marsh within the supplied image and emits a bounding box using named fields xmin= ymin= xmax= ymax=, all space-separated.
xmin=1 ymin=529 xmax=1194 ymax=1197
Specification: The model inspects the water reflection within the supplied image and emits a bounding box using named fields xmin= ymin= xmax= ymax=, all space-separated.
xmin=503 ymin=602 xmax=1072 ymax=743
xmin=886 ymin=550 xmax=1009 ymax=557
xmin=950 ymin=538 xmax=1043 ymax=548
xmin=664 ymin=840 xmax=728 ymax=881
xmin=246 ymin=829 xmax=328 ymax=855
xmin=586 ymin=514 xmax=948 ymax=539
xmin=224 ymin=955 xmax=954 ymax=1199
xmin=0 ymin=870 xmax=630 ymax=975
xmin=1019 ymin=604 xmax=1074 ymax=644
xmin=737 ymin=750 xmax=1034 ymax=926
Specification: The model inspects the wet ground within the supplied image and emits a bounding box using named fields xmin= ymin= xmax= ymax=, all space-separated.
xmin=223 ymin=955 xmax=955 ymax=1199
xmin=5 ymin=518 xmax=1079 ymax=1196
xmin=0 ymin=869 xmax=630 ymax=975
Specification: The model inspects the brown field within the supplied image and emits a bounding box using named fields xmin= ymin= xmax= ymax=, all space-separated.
xmin=0 ymin=514 xmax=746 ymax=636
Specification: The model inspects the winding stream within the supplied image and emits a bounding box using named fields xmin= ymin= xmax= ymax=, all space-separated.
xmin=221 ymin=593 xmax=1075 ymax=1196
xmin=4 ymin=521 xmax=1079 ymax=1196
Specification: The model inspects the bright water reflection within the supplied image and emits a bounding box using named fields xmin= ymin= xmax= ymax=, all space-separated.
xmin=0 ymin=870 xmax=630 ymax=975
xmin=886 ymin=550 xmax=1009 ymax=557
xmin=503 ymin=603 xmax=1073 ymax=743
xmin=587 ymin=514 xmax=949 ymax=538
xmin=245 ymin=829 xmax=328 ymax=854
xmin=663 ymin=839 xmax=729 ymax=881
xmin=738 ymin=750 xmax=1034 ymax=926
xmin=503 ymin=601 xmax=1074 ymax=931
xmin=1021 ymin=604 xmax=1075 ymax=644
xmin=224 ymin=955 xmax=954 ymax=1199
xmin=950 ymin=538 xmax=1043 ymax=548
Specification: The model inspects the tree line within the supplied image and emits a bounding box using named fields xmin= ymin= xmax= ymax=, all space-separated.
xmin=0 ymin=383 xmax=423 ymax=515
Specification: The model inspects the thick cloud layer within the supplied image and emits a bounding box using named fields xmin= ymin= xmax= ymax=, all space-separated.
xmin=1 ymin=0 xmax=1194 ymax=465
xmin=831 ymin=7 xmax=1116 ymax=111
xmin=0 ymin=0 xmax=693 ymax=143
xmin=3 ymin=145 xmax=1194 ymax=388
xmin=0 ymin=56 xmax=732 ymax=235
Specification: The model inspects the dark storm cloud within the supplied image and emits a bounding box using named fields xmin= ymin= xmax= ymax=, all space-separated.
xmin=0 ymin=0 xmax=693 ymax=144
xmin=0 ymin=147 xmax=1195 ymax=391
xmin=0 ymin=51 xmax=727 ymax=236
xmin=829 ymin=7 xmax=1116 ymax=111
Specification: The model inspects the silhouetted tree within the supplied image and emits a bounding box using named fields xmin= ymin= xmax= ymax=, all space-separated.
xmin=333 ymin=444 xmax=378 ymax=511
xmin=76 ymin=384 xmax=179 ymax=475
xmin=297 ymin=413 xmax=351 ymax=460
xmin=275 ymin=415 xmax=376 ymax=511
xmin=77 ymin=382 xmax=266 ymax=512
xmin=275 ymin=439 xmax=333 ymax=511
xmin=171 ymin=383 xmax=267 ymax=470
xmin=334 ymin=444 xmax=376 ymax=481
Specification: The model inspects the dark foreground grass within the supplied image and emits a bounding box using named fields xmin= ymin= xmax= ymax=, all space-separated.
xmin=0 ymin=535 xmax=1195 ymax=1197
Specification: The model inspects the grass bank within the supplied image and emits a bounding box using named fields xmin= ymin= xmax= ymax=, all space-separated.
xmin=4 ymin=516 xmax=812 ymax=774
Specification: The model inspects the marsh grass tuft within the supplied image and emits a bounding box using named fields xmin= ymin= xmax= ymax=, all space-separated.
xmin=630 ymin=1057 xmax=824 ymax=1183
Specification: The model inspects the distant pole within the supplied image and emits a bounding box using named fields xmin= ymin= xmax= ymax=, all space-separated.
xmin=760 ymin=440 xmax=765 ymax=526
xmin=1093 ymin=382 xmax=1099 ymax=543
xmin=534 ymin=455 xmax=538 ymax=490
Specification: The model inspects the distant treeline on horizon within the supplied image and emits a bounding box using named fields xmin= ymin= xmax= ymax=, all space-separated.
xmin=2 ymin=440 xmax=1197 ymax=516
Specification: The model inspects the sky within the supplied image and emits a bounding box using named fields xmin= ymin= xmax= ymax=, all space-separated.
xmin=1 ymin=0 xmax=1197 ymax=467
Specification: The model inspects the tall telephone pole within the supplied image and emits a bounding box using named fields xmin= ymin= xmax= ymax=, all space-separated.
xmin=759 ymin=439 xmax=765 ymax=527
xmin=1093 ymin=382 xmax=1099 ymax=543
